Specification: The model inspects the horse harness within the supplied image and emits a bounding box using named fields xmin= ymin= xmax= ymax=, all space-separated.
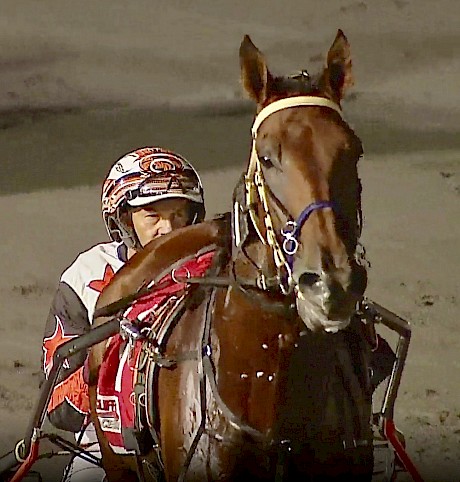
xmin=234 ymin=95 xmax=367 ymax=296
xmin=104 ymin=97 xmax=370 ymax=480
xmin=119 ymin=259 xmax=371 ymax=481
xmin=121 ymin=246 xmax=271 ymax=479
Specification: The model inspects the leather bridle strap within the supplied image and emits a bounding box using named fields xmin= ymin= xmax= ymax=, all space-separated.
xmin=247 ymin=96 xmax=343 ymax=191
xmin=282 ymin=200 xmax=335 ymax=271
xmin=245 ymin=96 xmax=342 ymax=292
xmin=251 ymin=96 xmax=343 ymax=135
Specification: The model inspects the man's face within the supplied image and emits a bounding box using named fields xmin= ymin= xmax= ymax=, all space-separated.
xmin=130 ymin=198 xmax=192 ymax=248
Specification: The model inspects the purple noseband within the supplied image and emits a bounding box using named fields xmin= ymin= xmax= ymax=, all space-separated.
xmin=281 ymin=201 xmax=335 ymax=272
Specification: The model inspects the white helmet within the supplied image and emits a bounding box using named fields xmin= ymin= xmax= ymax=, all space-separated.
xmin=101 ymin=147 xmax=205 ymax=247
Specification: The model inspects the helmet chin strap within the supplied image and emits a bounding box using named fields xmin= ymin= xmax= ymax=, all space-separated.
xmin=130 ymin=230 xmax=144 ymax=252
xmin=112 ymin=209 xmax=143 ymax=251
xmin=126 ymin=221 xmax=143 ymax=252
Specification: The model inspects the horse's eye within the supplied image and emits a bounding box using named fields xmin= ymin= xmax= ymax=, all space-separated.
xmin=259 ymin=155 xmax=274 ymax=168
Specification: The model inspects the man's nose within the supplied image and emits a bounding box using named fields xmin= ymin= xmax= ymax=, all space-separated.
xmin=156 ymin=218 xmax=173 ymax=235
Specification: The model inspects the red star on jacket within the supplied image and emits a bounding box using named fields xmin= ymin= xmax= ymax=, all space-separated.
xmin=43 ymin=316 xmax=78 ymax=377
xmin=88 ymin=264 xmax=115 ymax=293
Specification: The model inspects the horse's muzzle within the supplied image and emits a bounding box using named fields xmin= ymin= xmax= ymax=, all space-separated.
xmin=294 ymin=262 xmax=367 ymax=332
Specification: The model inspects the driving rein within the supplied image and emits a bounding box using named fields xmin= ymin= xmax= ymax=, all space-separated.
xmin=93 ymin=97 xmax=346 ymax=322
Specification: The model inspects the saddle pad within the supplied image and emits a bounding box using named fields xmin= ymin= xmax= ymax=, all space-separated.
xmin=96 ymin=249 xmax=215 ymax=452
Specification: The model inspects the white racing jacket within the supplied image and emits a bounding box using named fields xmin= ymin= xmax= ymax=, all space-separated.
xmin=42 ymin=241 xmax=126 ymax=432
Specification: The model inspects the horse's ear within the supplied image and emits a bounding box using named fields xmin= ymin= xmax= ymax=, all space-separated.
xmin=323 ymin=29 xmax=353 ymax=103
xmin=239 ymin=35 xmax=273 ymax=104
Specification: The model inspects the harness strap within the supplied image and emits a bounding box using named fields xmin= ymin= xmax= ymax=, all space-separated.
xmin=245 ymin=96 xmax=344 ymax=293
xmin=201 ymin=355 xmax=263 ymax=440
xmin=251 ymin=96 xmax=343 ymax=136
xmin=176 ymin=253 xmax=271 ymax=480
xmin=177 ymin=285 xmax=217 ymax=482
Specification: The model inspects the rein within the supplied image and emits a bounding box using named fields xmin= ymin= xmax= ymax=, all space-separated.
xmin=94 ymin=96 xmax=347 ymax=321
xmin=142 ymin=259 xmax=271 ymax=482
xmin=244 ymin=96 xmax=342 ymax=293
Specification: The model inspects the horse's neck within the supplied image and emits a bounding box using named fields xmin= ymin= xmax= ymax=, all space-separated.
xmin=233 ymin=233 xmax=278 ymax=282
xmin=96 ymin=215 xmax=232 ymax=310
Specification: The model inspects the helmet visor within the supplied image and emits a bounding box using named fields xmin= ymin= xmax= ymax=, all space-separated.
xmin=126 ymin=173 xmax=203 ymax=207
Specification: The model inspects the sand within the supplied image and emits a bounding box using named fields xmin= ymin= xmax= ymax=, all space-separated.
xmin=0 ymin=1 xmax=459 ymax=480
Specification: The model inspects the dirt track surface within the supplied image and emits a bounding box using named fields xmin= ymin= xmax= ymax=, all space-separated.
xmin=0 ymin=1 xmax=459 ymax=481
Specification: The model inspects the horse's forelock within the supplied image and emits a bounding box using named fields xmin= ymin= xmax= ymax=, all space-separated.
xmin=271 ymin=73 xmax=323 ymax=98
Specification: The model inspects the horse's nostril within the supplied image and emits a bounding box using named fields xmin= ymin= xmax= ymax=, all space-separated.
xmin=298 ymin=272 xmax=321 ymax=287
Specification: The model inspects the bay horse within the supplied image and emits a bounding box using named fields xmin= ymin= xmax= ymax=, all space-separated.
xmin=89 ymin=30 xmax=373 ymax=481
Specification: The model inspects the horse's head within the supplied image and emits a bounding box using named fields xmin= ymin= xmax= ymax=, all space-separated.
xmin=239 ymin=30 xmax=367 ymax=332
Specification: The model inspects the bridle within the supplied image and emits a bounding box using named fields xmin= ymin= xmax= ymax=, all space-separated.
xmin=242 ymin=96 xmax=344 ymax=294
xmin=93 ymin=100 xmax=366 ymax=481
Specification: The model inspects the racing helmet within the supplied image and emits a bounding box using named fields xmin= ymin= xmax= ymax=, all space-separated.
xmin=101 ymin=147 xmax=205 ymax=247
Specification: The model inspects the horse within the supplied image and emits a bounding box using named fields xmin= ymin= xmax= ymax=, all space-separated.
xmin=89 ymin=29 xmax=373 ymax=481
